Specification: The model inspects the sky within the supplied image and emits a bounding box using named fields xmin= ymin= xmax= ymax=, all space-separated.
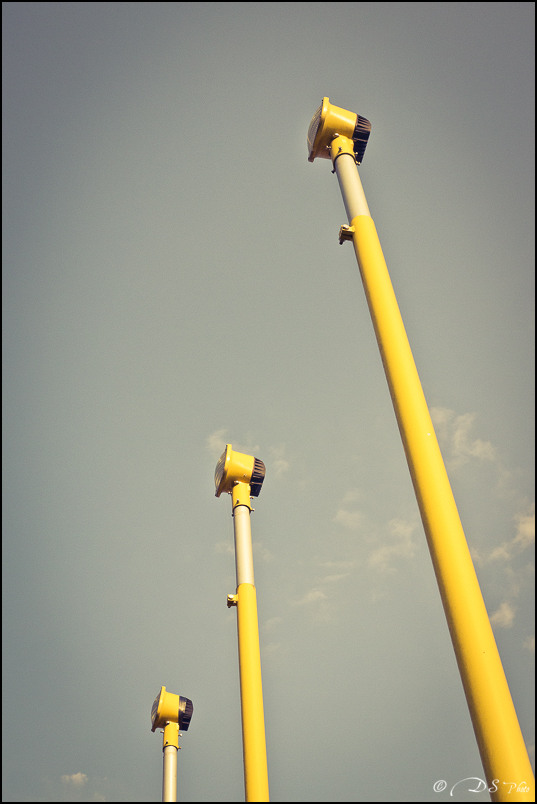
xmin=2 ymin=3 xmax=534 ymax=802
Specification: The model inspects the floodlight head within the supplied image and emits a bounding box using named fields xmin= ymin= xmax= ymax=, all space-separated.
xmin=151 ymin=686 xmax=193 ymax=732
xmin=307 ymin=97 xmax=371 ymax=164
xmin=214 ymin=444 xmax=265 ymax=498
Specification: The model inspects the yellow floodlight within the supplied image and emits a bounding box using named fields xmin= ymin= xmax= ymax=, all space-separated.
xmin=214 ymin=444 xmax=265 ymax=499
xmin=307 ymin=96 xmax=371 ymax=164
xmin=151 ymin=687 xmax=193 ymax=802
xmin=151 ymin=686 xmax=193 ymax=732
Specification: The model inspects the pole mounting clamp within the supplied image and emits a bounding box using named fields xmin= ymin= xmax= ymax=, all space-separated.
xmin=339 ymin=225 xmax=355 ymax=245
xmin=227 ymin=593 xmax=238 ymax=608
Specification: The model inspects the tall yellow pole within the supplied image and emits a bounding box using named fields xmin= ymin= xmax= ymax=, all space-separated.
xmin=235 ymin=580 xmax=270 ymax=802
xmin=326 ymin=132 xmax=534 ymax=801
xmin=215 ymin=445 xmax=269 ymax=802
xmin=230 ymin=489 xmax=270 ymax=803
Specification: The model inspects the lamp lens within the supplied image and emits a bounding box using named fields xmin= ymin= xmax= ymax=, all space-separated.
xmin=214 ymin=453 xmax=226 ymax=491
xmin=307 ymin=103 xmax=323 ymax=157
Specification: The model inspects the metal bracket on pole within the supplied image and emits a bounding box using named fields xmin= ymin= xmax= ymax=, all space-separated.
xmin=338 ymin=224 xmax=355 ymax=245
xmin=227 ymin=593 xmax=238 ymax=608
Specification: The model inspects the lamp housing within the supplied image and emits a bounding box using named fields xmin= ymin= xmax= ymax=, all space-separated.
xmin=151 ymin=686 xmax=193 ymax=732
xmin=214 ymin=444 xmax=265 ymax=498
xmin=308 ymin=97 xmax=371 ymax=164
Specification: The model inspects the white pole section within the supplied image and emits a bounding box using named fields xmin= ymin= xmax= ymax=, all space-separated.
xmin=333 ymin=147 xmax=370 ymax=221
xmin=162 ymin=721 xmax=179 ymax=802
xmin=233 ymin=504 xmax=255 ymax=587
xmin=162 ymin=745 xmax=177 ymax=802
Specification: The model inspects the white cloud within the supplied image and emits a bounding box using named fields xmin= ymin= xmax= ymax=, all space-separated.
xmin=61 ymin=773 xmax=88 ymax=788
xmin=430 ymin=407 xmax=496 ymax=468
xmin=294 ymin=588 xmax=328 ymax=606
xmin=488 ymin=544 xmax=512 ymax=562
xmin=269 ymin=444 xmax=290 ymax=477
xmin=206 ymin=428 xmax=228 ymax=457
xmin=333 ymin=507 xmax=363 ymax=531
xmin=322 ymin=572 xmax=351 ymax=584
xmin=490 ymin=601 xmax=516 ymax=628
xmin=292 ymin=587 xmax=333 ymax=624
xmin=523 ymin=635 xmax=535 ymax=653
xmin=367 ymin=517 xmax=417 ymax=574
xmin=514 ymin=506 xmax=535 ymax=550
xmin=318 ymin=559 xmax=356 ymax=572
xmin=488 ymin=504 xmax=535 ymax=564
xmin=332 ymin=488 xmax=365 ymax=532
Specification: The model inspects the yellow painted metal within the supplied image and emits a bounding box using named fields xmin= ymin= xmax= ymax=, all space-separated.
xmin=215 ymin=444 xmax=255 ymax=497
xmin=330 ymin=133 xmax=355 ymax=161
xmin=152 ymin=687 xmax=181 ymax=732
xmin=236 ymin=582 xmax=270 ymax=802
xmin=348 ymin=212 xmax=534 ymax=801
xmin=232 ymin=481 xmax=253 ymax=511
xmin=308 ymin=97 xmax=357 ymax=162
xmin=163 ymin=721 xmax=180 ymax=750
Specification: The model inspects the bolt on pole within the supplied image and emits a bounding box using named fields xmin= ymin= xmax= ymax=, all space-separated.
xmin=307 ymin=98 xmax=535 ymax=802
xmin=215 ymin=444 xmax=270 ymax=802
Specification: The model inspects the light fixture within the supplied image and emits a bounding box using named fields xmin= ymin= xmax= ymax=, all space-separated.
xmin=151 ymin=686 xmax=193 ymax=732
xmin=307 ymin=96 xmax=371 ymax=164
xmin=214 ymin=444 xmax=265 ymax=498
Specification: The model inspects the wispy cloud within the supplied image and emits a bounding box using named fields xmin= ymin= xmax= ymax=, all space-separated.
xmin=292 ymin=586 xmax=334 ymax=623
xmin=61 ymin=773 xmax=88 ymax=788
xmin=513 ymin=506 xmax=535 ymax=551
xmin=477 ymin=504 xmax=535 ymax=632
xmin=333 ymin=490 xmax=364 ymax=531
xmin=333 ymin=508 xmax=363 ymax=530
xmin=206 ymin=428 xmax=228 ymax=457
xmin=367 ymin=517 xmax=417 ymax=574
xmin=318 ymin=559 xmax=357 ymax=572
xmin=430 ymin=407 xmax=496 ymax=469
xmin=58 ymin=773 xmax=107 ymax=801
xmin=490 ymin=601 xmax=516 ymax=628
xmin=322 ymin=572 xmax=352 ymax=584
xmin=294 ymin=588 xmax=328 ymax=606
xmin=332 ymin=487 xmax=418 ymax=576
xmin=483 ymin=504 xmax=534 ymax=564
xmin=269 ymin=444 xmax=290 ymax=478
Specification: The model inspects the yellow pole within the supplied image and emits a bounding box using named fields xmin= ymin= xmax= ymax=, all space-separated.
xmin=330 ymin=135 xmax=534 ymax=801
xmin=236 ymin=581 xmax=270 ymax=802
xmin=215 ymin=446 xmax=269 ymax=801
xmin=229 ymin=478 xmax=269 ymax=802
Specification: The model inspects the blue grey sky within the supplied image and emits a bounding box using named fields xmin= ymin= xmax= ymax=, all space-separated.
xmin=2 ymin=3 xmax=534 ymax=802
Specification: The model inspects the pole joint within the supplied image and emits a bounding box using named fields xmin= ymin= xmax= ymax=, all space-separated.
xmin=162 ymin=721 xmax=180 ymax=750
xmin=232 ymin=481 xmax=253 ymax=511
